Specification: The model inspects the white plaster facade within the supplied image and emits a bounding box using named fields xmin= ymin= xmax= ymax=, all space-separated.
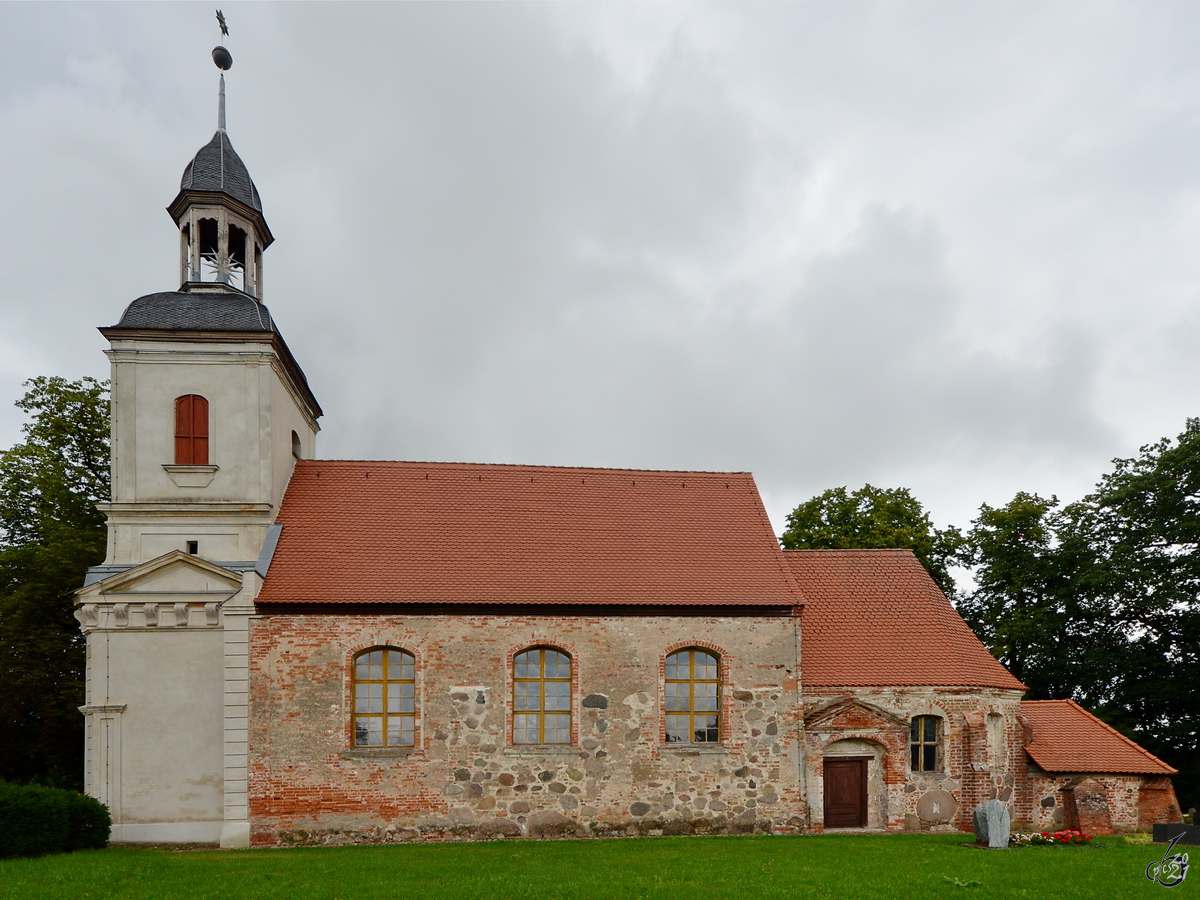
xmin=75 ymin=126 xmax=320 ymax=844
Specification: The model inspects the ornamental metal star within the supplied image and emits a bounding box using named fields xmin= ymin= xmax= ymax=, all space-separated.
xmin=216 ymin=9 xmax=229 ymax=37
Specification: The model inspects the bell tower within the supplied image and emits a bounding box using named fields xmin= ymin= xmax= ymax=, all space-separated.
xmin=168 ymin=47 xmax=271 ymax=298
xmin=75 ymin=20 xmax=320 ymax=848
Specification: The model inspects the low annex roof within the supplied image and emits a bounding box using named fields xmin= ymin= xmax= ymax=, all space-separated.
xmin=256 ymin=460 xmax=801 ymax=608
xmin=1021 ymin=700 xmax=1176 ymax=775
xmin=786 ymin=549 xmax=1025 ymax=690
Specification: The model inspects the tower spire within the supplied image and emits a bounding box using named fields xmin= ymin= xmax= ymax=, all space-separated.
xmin=212 ymin=10 xmax=233 ymax=133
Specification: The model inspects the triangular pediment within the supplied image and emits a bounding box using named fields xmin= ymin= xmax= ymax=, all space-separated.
xmin=76 ymin=551 xmax=242 ymax=599
xmin=805 ymin=697 xmax=908 ymax=732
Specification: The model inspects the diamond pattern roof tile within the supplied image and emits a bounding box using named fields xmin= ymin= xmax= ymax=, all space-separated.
xmin=257 ymin=461 xmax=802 ymax=607
xmin=786 ymin=549 xmax=1025 ymax=689
xmin=1021 ymin=699 xmax=1176 ymax=775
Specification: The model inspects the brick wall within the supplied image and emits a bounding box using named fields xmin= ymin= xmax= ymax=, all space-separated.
xmin=248 ymin=613 xmax=803 ymax=845
xmin=802 ymin=686 xmax=1025 ymax=834
xmin=1026 ymin=771 xmax=1180 ymax=834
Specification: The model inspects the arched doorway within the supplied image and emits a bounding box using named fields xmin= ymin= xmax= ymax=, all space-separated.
xmin=822 ymin=739 xmax=888 ymax=830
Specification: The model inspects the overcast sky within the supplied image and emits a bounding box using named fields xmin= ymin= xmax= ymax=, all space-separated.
xmin=2 ymin=2 xmax=1199 ymax=540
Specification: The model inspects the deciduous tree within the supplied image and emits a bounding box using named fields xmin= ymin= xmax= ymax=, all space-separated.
xmin=779 ymin=484 xmax=961 ymax=594
xmin=0 ymin=377 xmax=108 ymax=788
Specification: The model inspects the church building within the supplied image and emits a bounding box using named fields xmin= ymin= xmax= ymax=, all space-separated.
xmin=74 ymin=45 xmax=1180 ymax=848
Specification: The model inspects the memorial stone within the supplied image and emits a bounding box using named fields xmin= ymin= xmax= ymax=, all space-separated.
xmin=973 ymin=799 xmax=1010 ymax=849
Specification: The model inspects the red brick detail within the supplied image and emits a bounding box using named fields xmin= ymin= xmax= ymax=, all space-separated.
xmin=1139 ymin=777 xmax=1183 ymax=830
xmin=1063 ymin=779 xmax=1114 ymax=836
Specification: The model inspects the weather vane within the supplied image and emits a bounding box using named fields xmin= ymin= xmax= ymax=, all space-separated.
xmin=212 ymin=9 xmax=233 ymax=72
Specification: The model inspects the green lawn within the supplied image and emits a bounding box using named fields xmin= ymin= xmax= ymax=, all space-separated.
xmin=0 ymin=833 xmax=1184 ymax=900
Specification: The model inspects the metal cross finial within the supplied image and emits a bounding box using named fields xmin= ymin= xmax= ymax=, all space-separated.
xmin=216 ymin=9 xmax=229 ymax=37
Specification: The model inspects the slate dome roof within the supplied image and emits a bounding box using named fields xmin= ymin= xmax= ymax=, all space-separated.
xmin=113 ymin=290 xmax=276 ymax=332
xmin=179 ymin=130 xmax=262 ymax=211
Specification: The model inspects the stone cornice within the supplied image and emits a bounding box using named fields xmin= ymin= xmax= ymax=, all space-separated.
xmin=99 ymin=328 xmax=322 ymax=422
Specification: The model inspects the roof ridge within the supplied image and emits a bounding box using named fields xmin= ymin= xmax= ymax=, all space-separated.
xmin=295 ymin=459 xmax=754 ymax=476
xmin=781 ymin=548 xmax=915 ymax=556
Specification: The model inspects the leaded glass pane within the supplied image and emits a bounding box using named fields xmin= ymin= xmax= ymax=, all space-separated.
xmin=514 ymin=681 xmax=539 ymax=711
xmin=387 ymin=715 xmax=414 ymax=747
xmin=546 ymin=651 xmax=571 ymax=678
xmin=514 ymin=651 xmax=536 ymax=679
xmin=695 ymin=682 xmax=718 ymax=712
xmin=357 ymin=683 xmax=383 ymax=714
xmin=665 ymin=682 xmax=687 ymax=712
xmin=357 ymin=717 xmax=382 ymax=746
xmin=665 ymin=654 xmax=685 ymax=680
xmin=357 ymin=650 xmax=383 ymax=680
xmin=545 ymin=714 xmax=570 ymax=744
xmin=923 ymin=716 xmax=937 ymax=743
xmin=514 ymin=714 xmax=539 ymax=744
xmin=910 ymin=719 xmax=920 ymax=741
xmin=544 ymin=680 xmax=570 ymax=711
xmin=666 ymin=715 xmax=688 ymax=742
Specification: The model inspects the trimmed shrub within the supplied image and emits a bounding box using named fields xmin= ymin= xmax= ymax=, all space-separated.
xmin=66 ymin=791 xmax=111 ymax=851
xmin=0 ymin=782 xmax=109 ymax=858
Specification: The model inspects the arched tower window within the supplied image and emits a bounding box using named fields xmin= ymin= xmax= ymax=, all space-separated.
xmin=513 ymin=647 xmax=571 ymax=744
xmin=353 ymin=648 xmax=416 ymax=747
xmin=291 ymin=430 xmax=302 ymax=460
xmin=174 ymin=395 xmax=209 ymax=465
xmin=665 ymin=648 xmax=720 ymax=743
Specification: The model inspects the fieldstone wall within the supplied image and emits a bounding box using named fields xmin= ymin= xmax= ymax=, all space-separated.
xmin=801 ymin=687 xmax=1025 ymax=833
xmin=248 ymin=613 xmax=803 ymax=845
xmin=1025 ymin=771 xmax=1178 ymax=834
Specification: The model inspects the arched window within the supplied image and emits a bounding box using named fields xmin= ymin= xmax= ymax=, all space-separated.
xmin=291 ymin=430 xmax=302 ymax=460
xmin=910 ymin=715 xmax=942 ymax=771
xmin=665 ymin=648 xmax=720 ymax=743
xmin=174 ymin=395 xmax=209 ymax=465
xmin=513 ymin=647 xmax=571 ymax=744
xmin=353 ymin=647 xmax=415 ymax=747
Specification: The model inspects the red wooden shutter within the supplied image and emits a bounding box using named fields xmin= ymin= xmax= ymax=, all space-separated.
xmin=174 ymin=395 xmax=209 ymax=465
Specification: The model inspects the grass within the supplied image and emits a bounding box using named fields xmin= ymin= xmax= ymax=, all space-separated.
xmin=0 ymin=833 xmax=1180 ymax=900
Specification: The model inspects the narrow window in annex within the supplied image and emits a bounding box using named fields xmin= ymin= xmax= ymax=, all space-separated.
xmin=665 ymin=648 xmax=720 ymax=743
xmin=513 ymin=647 xmax=571 ymax=744
xmin=353 ymin=648 xmax=416 ymax=747
xmin=174 ymin=394 xmax=209 ymax=465
xmin=910 ymin=715 xmax=941 ymax=771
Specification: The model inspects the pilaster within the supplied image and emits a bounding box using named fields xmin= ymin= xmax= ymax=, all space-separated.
xmin=220 ymin=569 xmax=260 ymax=848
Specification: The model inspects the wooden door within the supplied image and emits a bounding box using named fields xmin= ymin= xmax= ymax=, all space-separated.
xmin=824 ymin=757 xmax=868 ymax=828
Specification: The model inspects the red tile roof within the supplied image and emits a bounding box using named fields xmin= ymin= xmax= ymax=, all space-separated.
xmin=257 ymin=460 xmax=801 ymax=607
xmin=1021 ymin=699 xmax=1176 ymax=775
xmin=785 ymin=549 xmax=1025 ymax=689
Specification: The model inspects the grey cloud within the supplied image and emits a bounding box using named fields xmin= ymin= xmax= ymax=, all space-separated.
xmin=0 ymin=3 xmax=1197 ymax=537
